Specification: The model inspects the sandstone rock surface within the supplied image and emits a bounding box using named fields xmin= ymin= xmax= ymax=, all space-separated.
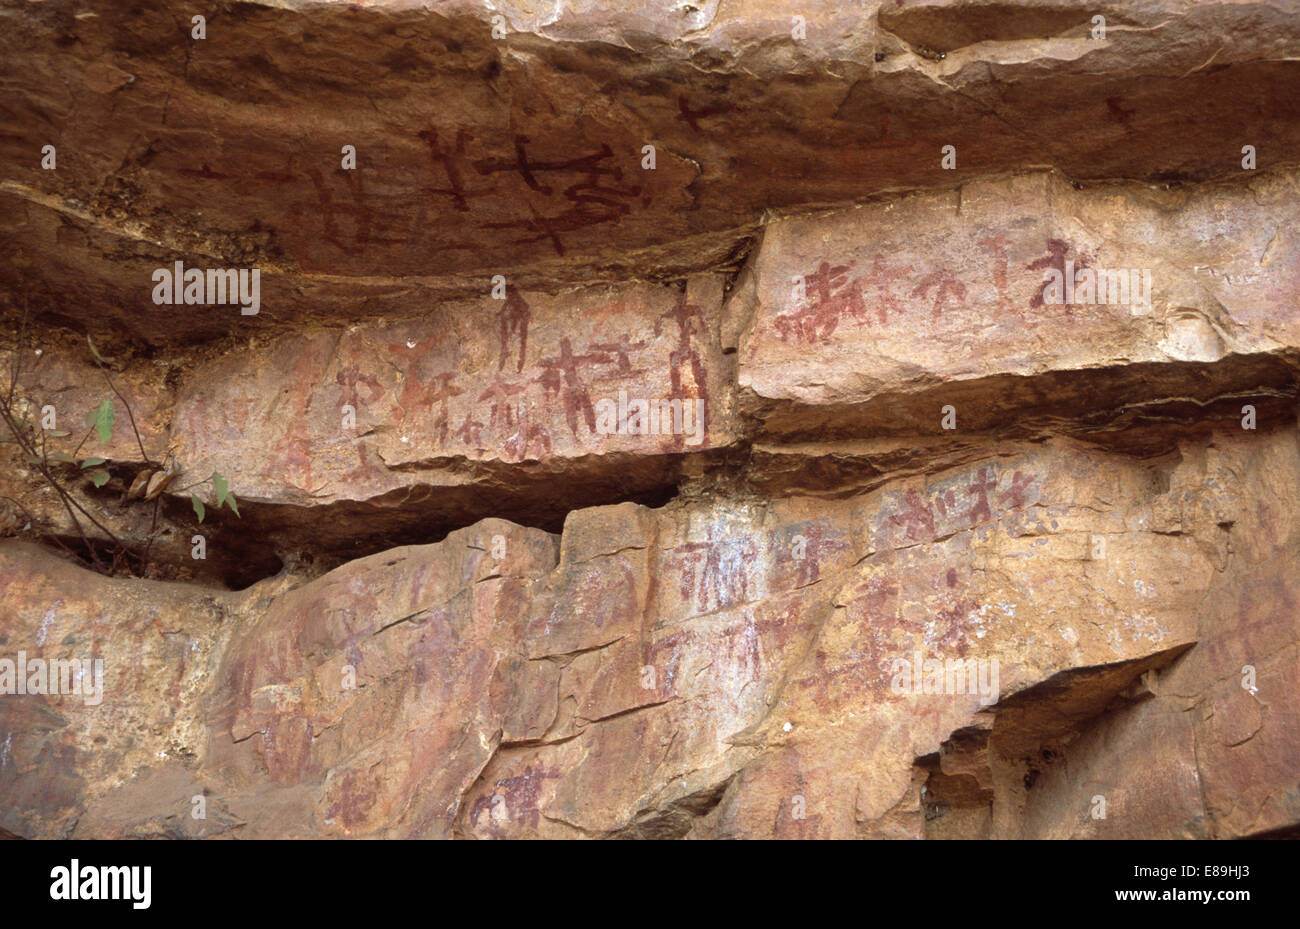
xmin=3 ymin=426 xmax=1296 ymax=838
xmin=5 ymin=0 xmax=1300 ymax=343
xmin=2 ymin=0 xmax=1298 ymax=840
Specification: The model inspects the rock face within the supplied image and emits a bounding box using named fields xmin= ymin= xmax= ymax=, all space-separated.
xmin=1 ymin=0 xmax=1298 ymax=839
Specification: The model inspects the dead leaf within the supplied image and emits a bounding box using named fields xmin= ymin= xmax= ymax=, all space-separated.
xmin=144 ymin=469 xmax=176 ymax=501
xmin=127 ymin=470 xmax=155 ymax=500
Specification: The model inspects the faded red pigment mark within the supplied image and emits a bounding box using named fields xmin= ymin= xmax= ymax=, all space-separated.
xmin=721 ymin=613 xmax=765 ymax=696
xmin=419 ymin=127 xmax=496 ymax=212
xmin=772 ymin=765 xmax=824 ymax=839
xmin=262 ymin=714 xmax=314 ymax=785
xmin=261 ymin=347 xmax=320 ymax=490
xmin=476 ymin=374 xmax=524 ymax=435
xmin=771 ymin=523 xmax=851 ymax=589
xmin=426 ymin=372 xmax=463 ymax=447
xmin=997 ymin=470 xmax=1034 ymax=510
xmin=932 ymin=597 xmax=980 ymax=655
xmin=676 ymin=95 xmax=724 ymax=132
xmin=880 ymin=468 xmax=1040 ymax=545
xmin=534 ymin=337 xmax=611 ymax=439
xmin=664 ymin=531 xmax=759 ymax=615
xmin=977 ymin=233 xmax=1012 ymax=318
xmin=965 ymin=467 xmax=998 ymax=525
xmin=336 ymin=365 xmax=384 ymax=409
xmin=474 ymin=137 xmax=641 ymax=256
xmin=325 ymin=769 xmax=379 ymax=831
xmin=336 ymin=365 xmax=389 ymax=484
xmin=911 ymin=268 xmax=967 ymax=319
xmin=1106 ymin=96 xmax=1136 ymax=125
xmin=656 ymin=292 xmax=711 ymax=448
xmin=178 ymin=162 xmax=232 ymax=180
xmin=404 ymin=606 xmax=457 ymax=697
xmin=775 ymin=255 xmax=917 ymax=343
xmin=502 ymin=398 xmax=552 ymax=461
xmin=468 ymin=764 xmax=562 ymax=835
xmin=495 ymin=289 xmax=532 ymax=373
xmin=307 ymin=167 xmax=373 ymax=256
xmin=888 ymin=489 xmax=937 ymax=543
xmin=383 ymin=333 xmax=453 ymax=430
xmin=1025 ymin=238 xmax=1091 ymax=312
xmin=557 ymin=559 xmax=640 ymax=633
xmin=775 ymin=261 xmax=866 ymax=344
xmin=645 ymin=630 xmax=690 ymax=700
xmin=453 ymin=409 xmax=485 ymax=447
xmin=857 ymin=253 xmax=914 ymax=324
xmin=588 ymin=333 xmax=648 ymax=376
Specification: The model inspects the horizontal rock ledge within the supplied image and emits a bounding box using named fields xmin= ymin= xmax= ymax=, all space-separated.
xmin=4 ymin=0 xmax=1300 ymax=342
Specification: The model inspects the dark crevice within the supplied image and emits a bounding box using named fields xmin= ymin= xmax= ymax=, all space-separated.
xmin=225 ymin=454 xmax=693 ymax=586
xmin=611 ymin=773 xmax=736 ymax=840
xmin=878 ymin=2 xmax=1125 ymax=56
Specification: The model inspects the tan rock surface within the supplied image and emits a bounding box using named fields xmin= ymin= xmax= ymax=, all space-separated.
xmin=735 ymin=168 xmax=1300 ymax=442
xmin=4 ymin=425 xmax=1295 ymax=838
xmin=2 ymin=0 xmax=1298 ymax=841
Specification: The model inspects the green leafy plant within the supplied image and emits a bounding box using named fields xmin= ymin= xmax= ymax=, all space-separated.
xmin=190 ymin=472 xmax=239 ymax=524
xmin=0 ymin=315 xmax=241 ymax=577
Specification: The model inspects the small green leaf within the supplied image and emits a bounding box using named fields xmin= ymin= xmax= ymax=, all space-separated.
xmin=81 ymin=457 xmax=108 ymax=468
xmin=47 ymin=430 xmax=71 ymax=438
xmin=91 ymin=469 xmax=110 ymax=488
xmin=225 ymin=492 xmax=240 ymax=518
xmin=95 ymin=399 xmax=115 ymax=446
xmin=191 ymin=493 xmax=205 ymax=523
xmin=212 ymin=471 xmax=229 ymax=508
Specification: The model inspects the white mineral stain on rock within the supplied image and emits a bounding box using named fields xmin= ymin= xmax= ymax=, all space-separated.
xmin=1159 ymin=313 xmax=1225 ymax=362
xmin=36 ymin=606 xmax=56 ymax=646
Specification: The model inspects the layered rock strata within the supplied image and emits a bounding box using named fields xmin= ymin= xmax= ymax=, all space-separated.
xmin=2 ymin=0 xmax=1298 ymax=839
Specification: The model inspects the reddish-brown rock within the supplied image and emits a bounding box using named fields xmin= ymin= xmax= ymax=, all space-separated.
xmin=2 ymin=0 xmax=1298 ymax=841
xmin=4 ymin=0 xmax=1300 ymax=343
